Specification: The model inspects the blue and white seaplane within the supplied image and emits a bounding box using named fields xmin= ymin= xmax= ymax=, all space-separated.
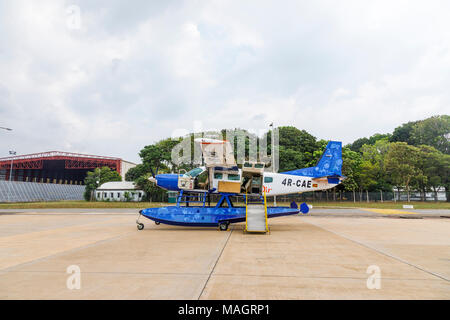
xmin=137 ymin=138 xmax=344 ymax=232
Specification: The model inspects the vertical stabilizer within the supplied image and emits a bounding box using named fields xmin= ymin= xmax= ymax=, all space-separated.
xmin=282 ymin=141 xmax=342 ymax=178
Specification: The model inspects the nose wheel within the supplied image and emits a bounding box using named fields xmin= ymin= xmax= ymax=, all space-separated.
xmin=136 ymin=213 xmax=144 ymax=231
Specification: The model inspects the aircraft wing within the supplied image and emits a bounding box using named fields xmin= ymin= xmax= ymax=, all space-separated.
xmin=194 ymin=138 xmax=236 ymax=167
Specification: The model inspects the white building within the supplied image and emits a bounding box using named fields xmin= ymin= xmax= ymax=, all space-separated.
xmin=393 ymin=186 xmax=447 ymax=201
xmin=120 ymin=160 xmax=137 ymax=180
xmin=96 ymin=181 xmax=145 ymax=202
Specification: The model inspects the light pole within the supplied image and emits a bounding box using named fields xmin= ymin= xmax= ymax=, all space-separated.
xmin=9 ymin=151 xmax=16 ymax=182
xmin=94 ymin=179 xmax=100 ymax=201
xmin=269 ymin=122 xmax=277 ymax=206
xmin=8 ymin=151 xmax=16 ymax=202
xmin=1 ymin=127 xmax=13 ymax=201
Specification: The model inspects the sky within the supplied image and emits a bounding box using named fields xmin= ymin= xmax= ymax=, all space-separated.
xmin=0 ymin=0 xmax=449 ymax=163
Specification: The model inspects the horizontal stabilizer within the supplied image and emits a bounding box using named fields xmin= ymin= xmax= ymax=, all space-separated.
xmin=312 ymin=175 xmax=346 ymax=184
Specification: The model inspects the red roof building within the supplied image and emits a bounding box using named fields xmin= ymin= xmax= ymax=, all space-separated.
xmin=0 ymin=151 xmax=136 ymax=185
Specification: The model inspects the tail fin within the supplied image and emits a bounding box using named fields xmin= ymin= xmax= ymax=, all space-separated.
xmin=315 ymin=141 xmax=342 ymax=176
xmin=282 ymin=141 xmax=342 ymax=178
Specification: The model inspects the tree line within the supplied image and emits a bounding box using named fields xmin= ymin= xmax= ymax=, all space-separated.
xmin=343 ymin=115 xmax=449 ymax=201
xmin=88 ymin=114 xmax=449 ymax=202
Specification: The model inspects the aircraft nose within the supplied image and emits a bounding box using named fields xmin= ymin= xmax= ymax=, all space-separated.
xmin=154 ymin=173 xmax=179 ymax=191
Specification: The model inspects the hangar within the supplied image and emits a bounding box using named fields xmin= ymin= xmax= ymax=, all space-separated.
xmin=0 ymin=151 xmax=136 ymax=185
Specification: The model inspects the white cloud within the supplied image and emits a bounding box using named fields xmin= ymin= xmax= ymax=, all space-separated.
xmin=0 ymin=0 xmax=449 ymax=163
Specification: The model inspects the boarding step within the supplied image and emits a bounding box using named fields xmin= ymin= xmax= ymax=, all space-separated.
xmin=246 ymin=204 xmax=267 ymax=233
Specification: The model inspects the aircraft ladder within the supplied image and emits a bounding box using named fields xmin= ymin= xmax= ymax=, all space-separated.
xmin=245 ymin=192 xmax=269 ymax=233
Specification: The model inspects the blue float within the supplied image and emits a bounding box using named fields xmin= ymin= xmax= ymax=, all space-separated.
xmin=138 ymin=192 xmax=309 ymax=230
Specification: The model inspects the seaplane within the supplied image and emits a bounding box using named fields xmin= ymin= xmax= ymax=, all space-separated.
xmin=137 ymin=138 xmax=344 ymax=232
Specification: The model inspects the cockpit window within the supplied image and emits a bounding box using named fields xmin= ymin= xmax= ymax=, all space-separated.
xmin=186 ymin=167 xmax=204 ymax=177
xmin=228 ymin=174 xmax=240 ymax=181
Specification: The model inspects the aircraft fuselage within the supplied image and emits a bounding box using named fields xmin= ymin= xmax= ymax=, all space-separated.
xmin=152 ymin=170 xmax=339 ymax=197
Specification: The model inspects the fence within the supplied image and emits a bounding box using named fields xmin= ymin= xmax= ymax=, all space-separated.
xmin=0 ymin=181 xmax=86 ymax=202
xmin=180 ymin=190 xmax=448 ymax=204
xmin=148 ymin=189 xmax=448 ymax=204
xmin=265 ymin=190 xmax=448 ymax=203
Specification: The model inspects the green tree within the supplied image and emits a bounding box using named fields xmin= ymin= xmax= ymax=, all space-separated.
xmin=348 ymin=133 xmax=391 ymax=153
xmin=341 ymin=147 xmax=362 ymax=194
xmin=224 ymin=128 xmax=259 ymax=162
xmin=441 ymin=154 xmax=450 ymax=202
xmin=267 ymin=126 xmax=318 ymax=171
xmin=358 ymin=160 xmax=378 ymax=192
xmin=134 ymin=136 xmax=189 ymax=201
xmin=304 ymin=139 xmax=328 ymax=168
xmin=135 ymin=173 xmax=167 ymax=202
xmin=385 ymin=142 xmax=421 ymax=201
xmin=83 ymin=167 xmax=122 ymax=201
xmin=278 ymin=147 xmax=305 ymax=172
xmin=125 ymin=163 xmax=150 ymax=181
xmin=359 ymin=138 xmax=392 ymax=191
xmin=123 ymin=191 xmax=132 ymax=202
xmin=390 ymin=115 xmax=450 ymax=154
xmin=417 ymin=147 xmax=450 ymax=201
xmin=347 ymin=137 xmax=369 ymax=153
xmin=139 ymin=137 xmax=182 ymax=177
xmin=390 ymin=120 xmax=418 ymax=145
xmin=278 ymin=126 xmax=317 ymax=156
xmin=410 ymin=115 xmax=450 ymax=154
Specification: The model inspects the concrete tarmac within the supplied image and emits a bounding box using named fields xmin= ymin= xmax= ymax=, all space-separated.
xmin=0 ymin=208 xmax=449 ymax=299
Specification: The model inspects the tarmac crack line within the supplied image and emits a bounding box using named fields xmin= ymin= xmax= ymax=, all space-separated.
xmin=303 ymin=220 xmax=449 ymax=282
xmin=0 ymin=230 xmax=136 ymax=273
xmin=197 ymin=227 xmax=234 ymax=300
xmin=1 ymin=270 xmax=443 ymax=282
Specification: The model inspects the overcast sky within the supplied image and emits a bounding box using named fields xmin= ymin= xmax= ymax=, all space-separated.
xmin=1 ymin=0 xmax=449 ymax=163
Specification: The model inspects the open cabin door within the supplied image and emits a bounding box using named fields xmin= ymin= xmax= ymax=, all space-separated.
xmin=241 ymin=162 xmax=265 ymax=195
xmin=195 ymin=138 xmax=240 ymax=194
xmin=194 ymin=138 xmax=236 ymax=167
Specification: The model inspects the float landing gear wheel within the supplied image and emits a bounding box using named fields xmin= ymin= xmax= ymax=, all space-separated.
xmin=137 ymin=223 xmax=144 ymax=231
xmin=219 ymin=222 xmax=229 ymax=231
xmin=155 ymin=221 xmax=160 ymax=225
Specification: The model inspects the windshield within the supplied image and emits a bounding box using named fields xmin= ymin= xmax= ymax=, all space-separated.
xmin=186 ymin=167 xmax=204 ymax=178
